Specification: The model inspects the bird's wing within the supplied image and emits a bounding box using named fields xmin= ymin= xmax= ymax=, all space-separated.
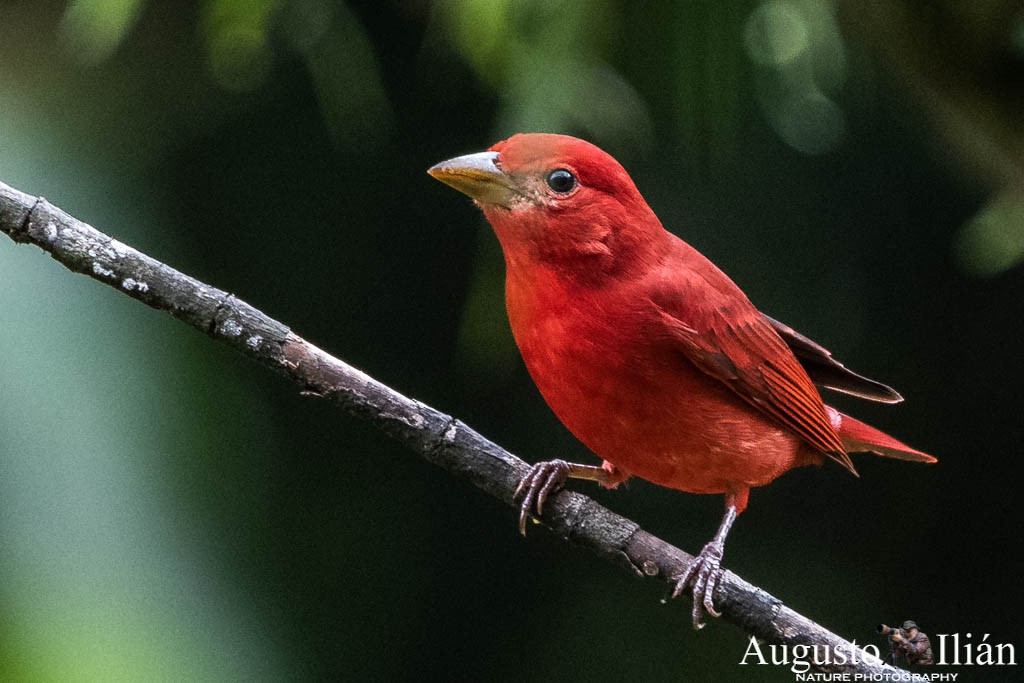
xmin=762 ymin=315 xmax=903 ymax=403
xmin=653 ymin=296 xmax=857 ymax=475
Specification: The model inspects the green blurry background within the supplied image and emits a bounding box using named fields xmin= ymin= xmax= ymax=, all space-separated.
xmin=2 ymin=1 xmax=1022 ymax=681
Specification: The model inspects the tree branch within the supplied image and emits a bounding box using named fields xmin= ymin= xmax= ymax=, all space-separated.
xmin=0 ymin=180 xmax=921 ymax=679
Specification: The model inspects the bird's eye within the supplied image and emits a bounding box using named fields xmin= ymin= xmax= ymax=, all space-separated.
xmin=545 ymin=168 xmax=576 ymax=194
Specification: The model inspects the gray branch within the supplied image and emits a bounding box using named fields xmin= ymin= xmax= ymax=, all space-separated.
xmin=0 ymin=180 xmax=921 ymax=679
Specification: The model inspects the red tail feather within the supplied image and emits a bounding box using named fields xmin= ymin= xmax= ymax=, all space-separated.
xmin=827 ymin=407 xmax=936 ymax=463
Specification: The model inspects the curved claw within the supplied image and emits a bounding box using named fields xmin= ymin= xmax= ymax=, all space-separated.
xmin=670 ymin=541 xmax=725 ymax=629
xmin=513 ymin=459 xmax=570 ymax=535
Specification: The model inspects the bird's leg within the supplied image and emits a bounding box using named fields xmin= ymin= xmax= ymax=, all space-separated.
xmin=671 ymin=501 xmax=740 ymax=630
xmin=514 ymin=459 xmax=627 ymax=535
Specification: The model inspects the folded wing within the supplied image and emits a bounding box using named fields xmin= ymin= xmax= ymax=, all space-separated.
xmin=653 ymin=300 xmax=857 ymax=475
xmin=764 ymin=315 xmax=903 ymax=403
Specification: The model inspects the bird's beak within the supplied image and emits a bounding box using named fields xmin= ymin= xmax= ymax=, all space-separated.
xmin=427 ymin=151 xmax=519 ymax=208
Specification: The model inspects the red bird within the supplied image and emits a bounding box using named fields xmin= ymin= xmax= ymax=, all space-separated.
xmin=428 ymin=133 xmax=935 ymax=628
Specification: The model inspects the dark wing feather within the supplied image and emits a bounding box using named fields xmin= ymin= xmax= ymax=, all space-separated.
xmin=654 ymin=303 xmax=857 ymax=475
xmin=764 ymin=315 xmax=903 ymax=403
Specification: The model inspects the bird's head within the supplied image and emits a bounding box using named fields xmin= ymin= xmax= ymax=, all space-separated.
xmin=429 ymin=133 xmax=666 ymax=279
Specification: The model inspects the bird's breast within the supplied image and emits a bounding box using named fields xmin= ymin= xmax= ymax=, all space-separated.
xmin=505 ymin=270 xmax=811 ymax=494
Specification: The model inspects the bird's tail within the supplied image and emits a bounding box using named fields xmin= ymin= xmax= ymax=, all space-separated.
xmin=827 ymin=406 xmax=936 ymax=463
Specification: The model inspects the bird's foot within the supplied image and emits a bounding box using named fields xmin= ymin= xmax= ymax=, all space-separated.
xmin=513 ymin=459 xmax=570 ymax=535
xmin=671 ymin=539 xmax=725 ymax=630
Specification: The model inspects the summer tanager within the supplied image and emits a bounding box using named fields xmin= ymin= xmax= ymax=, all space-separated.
xmin=428 ymin=133 xmax=935 ymax=628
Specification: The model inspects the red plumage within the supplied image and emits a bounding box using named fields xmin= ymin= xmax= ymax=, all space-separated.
xmin=429 ymin=133 xmax=934 ymax=627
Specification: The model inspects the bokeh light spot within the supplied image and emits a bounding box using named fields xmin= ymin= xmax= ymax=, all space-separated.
xmin=744 ymin=1 xmax=810 ymax=67
xmin=202 ymin=0 xmax=279 ymax=92
xmin=60 ymin=0 xmax=145 ymax=65
xmin=773 ymin=91 xmax=845 ymax=155
xmin=955 ymin=193 xmax=1024 ymax=276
